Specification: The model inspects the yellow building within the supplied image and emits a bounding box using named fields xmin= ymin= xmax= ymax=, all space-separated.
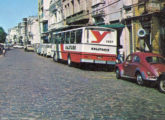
xmin=131 ymin=0 xmax=165 ymax=56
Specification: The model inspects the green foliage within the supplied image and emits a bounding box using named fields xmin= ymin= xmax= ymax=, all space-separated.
xmin=0 ymin=27 xmax=7 ymax=43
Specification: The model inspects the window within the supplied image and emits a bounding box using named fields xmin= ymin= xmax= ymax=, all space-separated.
xmin=126 ymin=55 xmax=132 ymax=62
xmin=43 ymin=21 xmax=48 ymax=33
xmin=55 ymin=33 xmax=61 ymax=44
xmin=133 ymin=56 xmax=140 ymax=63
xmin=65 ymin=32 xmax=70 ymax=44
xmin=146 ymin=56 xmax=165 ymax=64
xmin=54 ymin=34 xmax=57 ymax=44
xmin=52 ymin=34 xmax=56 ymax=44
xmin=76 ymin=29 xmax=82 ymax=43
xmin=61 ymin=33 xmax=65 ymax=44
xmin=70 ymin=31 xmax=75 ymax=43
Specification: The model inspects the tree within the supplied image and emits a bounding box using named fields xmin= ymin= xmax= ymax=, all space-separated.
xmin=0 ymin=27 xmax=7 ymax=43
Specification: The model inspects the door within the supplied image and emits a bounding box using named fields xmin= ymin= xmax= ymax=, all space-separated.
xmin=123 ymin=55 xmax=133 ymax=76
xmin=129 ymin=55 xmax=140 ymax=77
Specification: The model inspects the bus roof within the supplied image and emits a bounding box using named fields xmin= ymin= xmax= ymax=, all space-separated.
xmin=52 ymin=26 xmax=116 ymax=34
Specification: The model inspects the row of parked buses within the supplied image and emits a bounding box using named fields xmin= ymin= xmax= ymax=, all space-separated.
xmin=36 ymin=26 xmax=118 ymax=66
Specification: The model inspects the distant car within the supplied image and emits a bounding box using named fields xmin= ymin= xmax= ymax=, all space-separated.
xmin=46 ymin=44 xmax=52 ymax=57
xmin=13 ymin=44 xmax=24 ymax=49
xmin=115 ymin=52 xmax=165 ymax=93
xmin=40 ymin=45 xmax=46 ymax=56
xmin=36 ymin=44 xmax=42 ymax=55
xmin=24 ymin=44 xmax=34 ymax=52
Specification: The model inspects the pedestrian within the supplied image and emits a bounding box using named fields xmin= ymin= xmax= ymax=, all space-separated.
xmin=2 ymin=48 xmax=6 ymax=56
xmin=117 ymin=49 xmax=124 ymax=63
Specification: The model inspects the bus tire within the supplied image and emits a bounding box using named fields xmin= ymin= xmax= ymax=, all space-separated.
xmin=53 ymin=52 xmax=58 ymax=62
xmin=67 ymin=55 xmax=72 ymax=66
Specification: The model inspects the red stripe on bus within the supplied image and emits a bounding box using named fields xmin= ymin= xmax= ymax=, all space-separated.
xmin=60 ymin=51 xmax=116 ymax=63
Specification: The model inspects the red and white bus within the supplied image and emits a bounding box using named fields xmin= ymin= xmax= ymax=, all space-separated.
xmin=51 ymin=26 xmax=117 ymax=66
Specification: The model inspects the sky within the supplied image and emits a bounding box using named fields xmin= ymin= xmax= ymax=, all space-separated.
xmin=0 ymin=0 xmax=38 ymax=33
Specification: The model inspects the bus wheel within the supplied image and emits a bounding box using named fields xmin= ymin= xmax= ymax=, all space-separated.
xmin=67 ymin=55 xmax=72 ymax=66
xmin=53 ymin=52 xmax=58 ymax=62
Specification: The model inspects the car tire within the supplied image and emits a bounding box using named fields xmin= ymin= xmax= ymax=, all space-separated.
xmin=53 ymin=52 xmax=58 ymax=62
xmin=136 ymin=73 xmax=144 ymax=85
xmin=158 ymin=79 xmax=165 ymax=93
xmin=67 ymin=55 xmax=72 ymax=67
xmin=116 ymin=68 xmax=121 ymax=79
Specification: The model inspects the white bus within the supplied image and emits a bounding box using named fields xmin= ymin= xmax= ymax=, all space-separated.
xmin=51 ymin=26 xmax=117 ymax=66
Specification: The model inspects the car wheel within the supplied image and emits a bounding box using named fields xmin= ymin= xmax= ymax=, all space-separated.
xmin=116 ymin=68 xmax=121 ymax=79
xmin=67 ymin=55 xmax=72 ymax=66
xmin=53 ymin=52 xmax=58 ymax=62
xmin=136 ymin=73 xmax=144 ymax=85
xmin=159 ymin=79 xmax=165 ymax=93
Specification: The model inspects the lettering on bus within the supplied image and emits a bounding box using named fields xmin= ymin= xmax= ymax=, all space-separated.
xmin=106 ymin=40 xmax=114 ymax=44
xmin=65 ymin=45 xmax=76 ymax=50
xmin=91 ymin=47 xmax=109 ymax=52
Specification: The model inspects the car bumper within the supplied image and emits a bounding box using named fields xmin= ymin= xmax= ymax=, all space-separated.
xmin=27 ymin=47 xmax=34 ymax=51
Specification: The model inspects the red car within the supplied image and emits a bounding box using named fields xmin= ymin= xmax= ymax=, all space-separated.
xmin=116 ymin=52 xmax=165 ymax=93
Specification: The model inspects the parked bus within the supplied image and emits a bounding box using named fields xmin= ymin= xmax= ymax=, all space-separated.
xmin=51 ymin=26 xmax=117 ymax=66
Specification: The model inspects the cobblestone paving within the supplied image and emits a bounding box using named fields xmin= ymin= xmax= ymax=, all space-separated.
xmin=0 ymin=49 xmax=165 ymax=120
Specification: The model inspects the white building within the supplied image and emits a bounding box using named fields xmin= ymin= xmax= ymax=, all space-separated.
xmin=27 ymin=16 xmax=40 ymax=45
xmin=49 ymin=0 xmax=65 ymax=31
xmin=7 ymin=26 xmax=19 ymax=44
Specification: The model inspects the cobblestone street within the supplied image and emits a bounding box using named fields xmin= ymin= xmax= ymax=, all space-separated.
xmin=0 ymin=49 xmax=165 ymax=120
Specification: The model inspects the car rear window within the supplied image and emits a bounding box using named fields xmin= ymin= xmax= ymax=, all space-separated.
xmin=146 ymin=56 xmax=165 ymax=64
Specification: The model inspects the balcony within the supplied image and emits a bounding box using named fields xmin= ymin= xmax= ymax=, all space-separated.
xmin=92 ymin=10 xmax=105 ymax=17
xmin=146 ymin=2 xmax=160 ymax=12
xmin=92 ymin=2 xmax=105 ymax=17
xmin=66 ymin=10 xmax=89 ymax=25
xmin=49 ymin=21 xmax=65 ymax=31
xmin=49 ymin=2 xmax=57 ymax=13
xmin=138 ymin=0 xmax=161 ymax=13
xmin=92 ymin=0 xmax=105 ymax=7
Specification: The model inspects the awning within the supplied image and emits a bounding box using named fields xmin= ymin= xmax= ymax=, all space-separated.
xmin=100 ymin=24 xmax=125 ymax=29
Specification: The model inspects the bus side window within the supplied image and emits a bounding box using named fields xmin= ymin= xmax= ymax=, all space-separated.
xmin=76 ymin=30 xmax=82 ymax=43
xmin=54 ymin=34 xmax=57 ymax=44
xmin=70 ymin=31 xmax=75 ymax=44
xmin=57 ymin=33 xmax=61 ymax=44
xmin=61 ymin=33 xmax=65 ymax=44
xmin=65 ymin=32 xmax=70 ymax=44
xmin=52 ymin=34 xmax=56 ymax=44
xmin=50 ymin=33 xmax=53 ymax=43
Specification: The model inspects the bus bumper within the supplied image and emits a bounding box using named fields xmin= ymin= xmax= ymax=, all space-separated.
xmin=80 ymin=59 xmax=116 ymax=65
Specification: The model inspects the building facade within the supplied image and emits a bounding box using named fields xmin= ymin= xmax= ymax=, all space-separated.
xmin=130 ymin=0 xmax=165 ymax=56
xmin=27 ymin=16 xmax=40 ymax=45
xmin=34 ymin=0 xmax=165 ymax=58
xmin=7 ymin=16 xmax=40 ymax=46
xmin=7 ymin=27 xmax=19 ymax=44
xmin=49 ymin=0 xmax=65 ymax=31
xmin=38 ymin=0 xmax=51 ymax=43
xmin=63 ymin=0 xmax=93 ymax=26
